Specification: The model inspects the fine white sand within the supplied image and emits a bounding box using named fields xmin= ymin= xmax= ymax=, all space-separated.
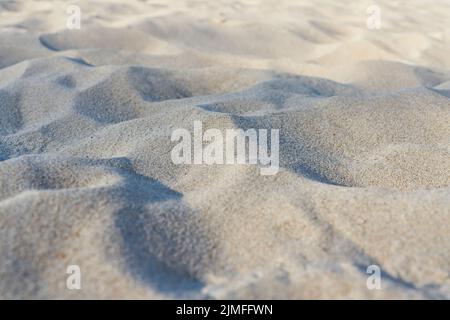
xmin=0 ymin=0 xmax=450 ymax=299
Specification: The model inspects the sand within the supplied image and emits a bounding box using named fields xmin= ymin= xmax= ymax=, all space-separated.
xmin=0 ymin=0 xmax=450 ymax=299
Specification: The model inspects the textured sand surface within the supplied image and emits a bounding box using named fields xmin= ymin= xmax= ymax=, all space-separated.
xmin=1 ymin=0 xmax=450 ymax=299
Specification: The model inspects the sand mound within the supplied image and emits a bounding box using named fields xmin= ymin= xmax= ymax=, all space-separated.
xmin=1 ymin=0 xmax=450 ymax=299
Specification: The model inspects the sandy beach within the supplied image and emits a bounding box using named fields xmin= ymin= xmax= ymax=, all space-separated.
xmin=0 ymin=0 xmax=449 ymax=299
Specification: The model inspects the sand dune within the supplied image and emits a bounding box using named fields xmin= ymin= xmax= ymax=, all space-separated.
xmin=0 ymin=0 xmax=450 ymax=299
